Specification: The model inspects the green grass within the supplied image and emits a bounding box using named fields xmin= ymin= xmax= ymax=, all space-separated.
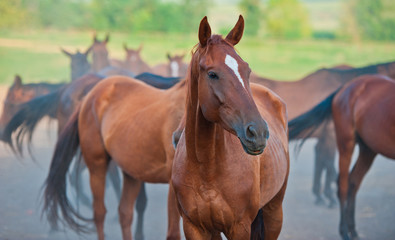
xmin=0 ymin=29 xmax=395 ymax=85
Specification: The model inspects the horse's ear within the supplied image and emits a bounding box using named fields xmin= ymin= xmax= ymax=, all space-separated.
xmin=93 ymin=33 xmax=98 ymax=43
xmin=225 ymin=15 xmax=244 ymax=46
xmin=14 ymin=75 xmax=22 ymax=88
xmin=104 ymin=33 xmax=110 ymax=43
xmin=167 ymin=53 xmax=172 ymax=60
xmin=123 ymin=43 xmax=128 ymax=51
xmin=84 ymin=45 xmax=92 ymax=56
xmin=199 ymin=16 xmax=211 ymax=47
xmin=61 ymin=47 xmax=72 ymax=57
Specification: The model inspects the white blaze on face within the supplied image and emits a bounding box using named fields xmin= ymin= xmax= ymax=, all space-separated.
xmin=225 ymin=54 xmax=245 ymax=89
xmin=170 ymin=61 xmax=179 ymax=77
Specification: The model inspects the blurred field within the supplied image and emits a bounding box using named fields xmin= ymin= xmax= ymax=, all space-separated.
xmin=1 ymin=29 xmax=395 ymax=85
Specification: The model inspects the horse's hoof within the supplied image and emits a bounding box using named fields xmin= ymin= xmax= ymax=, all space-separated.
xmin=134 ymin=234 xmax=144 ymax=240
xmin=328 ymin=200 xmax=337 ymax=209
xmin=314 ymin=197 xmax=325 ymax=206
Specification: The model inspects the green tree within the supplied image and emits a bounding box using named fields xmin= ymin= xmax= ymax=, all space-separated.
xmin=265 ymin=0 xmax=312 ymax=39
xmin=0 ymin=0 xmax=29 ymax=29
xmin=239 ymin=0 xmax=262 ymax=36
xmin=342 ymin=0 xmax=395 ymax=41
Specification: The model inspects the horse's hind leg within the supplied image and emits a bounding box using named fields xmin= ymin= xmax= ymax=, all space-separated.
xmin=346 ymin=142 xmax=376 ymax=240
xmin=69 ymin=158 xmax=92 ymax=207
xmin=118 ymin=173 xmax=143 ymax=240
xmin=135 ymin=183 xmax=147 ymax=240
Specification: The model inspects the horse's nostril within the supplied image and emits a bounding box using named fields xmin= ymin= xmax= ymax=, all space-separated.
xmin=247 ymin=125 xmax=258 ymax=139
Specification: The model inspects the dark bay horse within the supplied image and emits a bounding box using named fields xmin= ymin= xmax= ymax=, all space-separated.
xmin=153 ymin=53 xmax=188 ymax=78
xmin=42 ymin=77 xmax=186 ymax=240
xmin=252 ymin=60 xmax=395 ymax=207
xmin=172 ymin=16 xmax=289 ymax=240
xmin=0 ymin=75 xmax=64 ymax=141
xmin=288 ymin=74 xmax=395 ymax=240
xmin=111 ymin=43 xmax=152 ymax=74
xmin=60 ymin=47 xmax=92 ymax=81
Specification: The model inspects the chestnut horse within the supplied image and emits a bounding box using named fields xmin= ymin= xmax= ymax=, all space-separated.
xmin=288 ymin=74 xmax=395 ymax=240
xmin=252 ymin=60 xmax=395 ymax=207
xmin=42 ymin=77 xmax=186 ymax=240
xmin=153 ymin=53 xmax=188 ymax=78
xmin=172 ymin=16 xmax=289 ymax=239
xmin=111 ymin=43 xmax=152 ymax=74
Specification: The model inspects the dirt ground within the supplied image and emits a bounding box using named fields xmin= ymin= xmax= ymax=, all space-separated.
xmin=0 ymin=85 xmax=394 ymax=240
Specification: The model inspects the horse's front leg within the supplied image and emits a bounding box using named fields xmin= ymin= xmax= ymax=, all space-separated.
xmin=167 ymin=183 xmax=181 ymax=240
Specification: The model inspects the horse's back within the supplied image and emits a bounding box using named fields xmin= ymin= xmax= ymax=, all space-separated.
xmin=334 ymin=75 xmax=395 ymax=158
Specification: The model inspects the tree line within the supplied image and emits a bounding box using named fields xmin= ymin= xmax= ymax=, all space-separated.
xmin=1 ymin=0 xmax=394 ymax=41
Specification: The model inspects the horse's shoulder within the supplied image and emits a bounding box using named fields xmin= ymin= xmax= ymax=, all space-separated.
xmin=250 ymin=83 xmax=287 ymax=120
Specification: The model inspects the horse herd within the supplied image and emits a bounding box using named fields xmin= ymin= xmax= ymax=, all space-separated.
xmin=0 ymin=15 xmax=394 ymax=240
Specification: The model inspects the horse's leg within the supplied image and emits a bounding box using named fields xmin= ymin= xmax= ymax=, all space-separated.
xmin=118 ymin=173 xmax=143 ymax=240
xmin=85 ymin=154 xmax=109 ymax=240
xmin=182 ymin=216 xmax=211 ymax=240
xmin=313 ymin=139 xmax=326 ymax=205
xmin=166 ymin=183 xmax=181 ymax=240
xmin=107 ymin=160 xmax=122 ymax=201
xmin=321 ymin=133 xmax=337 ymax=208
xmin=346 ymin=143 xmax=376 ymax=240
xmin=336 ymin=137 xmax=355 ymax=240
xmin=261 ymin=178 xmax=288 ymax=240
xmin=69 ymin=158 xmax=92 ymax=207
xmin=134 ymin=183 xmax=147 ymax=240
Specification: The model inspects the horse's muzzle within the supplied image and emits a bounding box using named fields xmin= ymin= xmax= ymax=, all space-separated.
xmin=237 ymin=121 xmax=269 ymax=156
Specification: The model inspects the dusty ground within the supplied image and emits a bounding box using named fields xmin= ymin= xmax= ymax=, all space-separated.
xmin=0 ymin=85 xmax=394 ymax=240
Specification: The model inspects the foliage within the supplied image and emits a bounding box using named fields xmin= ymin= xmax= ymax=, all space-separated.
xmin=0 ymin=0 xmax=29 ymax=29
xmin=239 ymin=0 xmax=262 ymax=36
xmin=265 ymin=0 xmax=312 ymax=39
xmin=342 ymin=0 xmax=395 ymax=41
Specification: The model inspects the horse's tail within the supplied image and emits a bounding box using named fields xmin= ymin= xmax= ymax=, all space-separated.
xmin=3 ymin=89 xmax=62 ymax=155
xmin=42 ymin=105 xmax=91 ymax=233
xmin=288 ymin=89 xmax=339 ymax=153
xmin=250 ymin=208 xmax=265 ymax=240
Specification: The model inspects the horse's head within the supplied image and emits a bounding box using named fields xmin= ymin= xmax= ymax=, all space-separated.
xmin=91 ymin=34 xmax=110 ymax=72
xmin=0 ymin=75 xmax=37 ymax=140
xmin=124 ymin=43 xmax=143 ymax=63
xmin=377 ymin=61 xmax=395 ymax=79
xmin=61 ymin=47 xmax=91 ymax=81
xmin=191 ymin=15 xmax=269 ymax=155
xmin=167 ymin=53 xmax=186 ymax=77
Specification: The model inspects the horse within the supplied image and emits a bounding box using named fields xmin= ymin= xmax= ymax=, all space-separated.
xmin=171 ymin=15 xmax=289 ymax=240
xmin=0 ymin=75 xmax=64 ymax=141
xmin=252 ymin=60 xmax=395 ymax=207
xmin=42 ymin=75 xmax=186 ymax=239
xmin=288 ymin=74 xmax=395 ymax=240
xmin=111 ymin=43 xmax=152 ymax=75
xmin=152 ymin=53 xmax=188 ymax=78
xmin=60 ymin=46 xmax=92 ymax=81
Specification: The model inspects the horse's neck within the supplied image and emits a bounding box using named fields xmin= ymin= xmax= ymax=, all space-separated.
xmin=92 ymin=56 xmax=110 ymax=72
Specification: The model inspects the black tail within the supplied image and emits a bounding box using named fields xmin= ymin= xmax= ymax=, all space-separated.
xmin=3 ymin=89 xmax=62 ymax=155
xmin=250 ymin=208 xmax=265 ymax=240
xmin=42 ymin=105 xmax=92 ymax=233
xmin=288 ymin=89 xmax=339 ymax=153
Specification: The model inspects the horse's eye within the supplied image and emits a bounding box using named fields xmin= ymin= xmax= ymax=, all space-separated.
xmin=208 ymin=71 xmax=218 ymax=80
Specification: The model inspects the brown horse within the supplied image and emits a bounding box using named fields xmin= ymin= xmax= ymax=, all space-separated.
xmin=288 ymin=74 xmax=395 ymax=240
xmin=111 ymin=43 xmax=152 ymax=75
xmin=42 ymin=76 xmax=186 ymax=239
xmin=252 ymin=60 xmax=395 ymax=207
xmin=0 ymin=75 xmax=64 ymax=141
xmin=152 ymin=53 xmax=188 ymax=78
xmin=171 ymin=16 xmax=289 ymax=239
